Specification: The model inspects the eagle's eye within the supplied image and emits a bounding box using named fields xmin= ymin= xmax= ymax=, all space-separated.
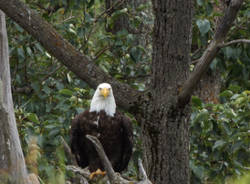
xmin=99 ymin=88 xmax=102 ymax=90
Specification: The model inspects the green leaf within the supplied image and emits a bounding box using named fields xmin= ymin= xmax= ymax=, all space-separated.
xmin=191 ymin=96 xmax=202 ymax=108
xmin=43 ymin=85 xmax=51 ymax=95
xmin=231 ymin=141 xmax=243 ymax=153
xmin=59 ymin=89 xmax=73 ymax=96
xmin=196 ymin=0 xmax=204 ymax=6
xmin=190 ymin=160 xmax=205 ymax=179
xmin=17 ymin=47 xmax=25 ymax=60
xmin=111 ymin=8 xmax=128 ymax=22
xmin=196 ymin=19 xmax=210 ymax=35
xmin=212 ymin=140 xmax=226 ymax=151
xmin=48 ymin=129 xmax=60 ymax=138
xmin=194 ymin=109 xmax=209 ymax=123
xmin=210 ymin=58 xmax=219 ymax=71
xmin=35 ymin=43 xmax=44 ymax=52
xmin=31 ymin=82 xmax=41 ymax=92
xmin=27 ymin=113 xmax=40 ymax=124
xmin=220 ymin=90 xmax=233 ymax=98
xmin=26 ymin=47 xmax=33 ymax=57
xmin=87 ymin=0 xmax=95 ymax=8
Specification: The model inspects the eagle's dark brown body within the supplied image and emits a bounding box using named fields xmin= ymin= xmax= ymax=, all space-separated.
xmin=70 ymin=110 xmax=133 ymax=172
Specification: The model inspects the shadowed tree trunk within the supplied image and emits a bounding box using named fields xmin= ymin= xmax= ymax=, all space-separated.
xmin=138 ymin=1 xmax=192 ymax=183
xmin=0 ymin=10 xmax=30 ymax=184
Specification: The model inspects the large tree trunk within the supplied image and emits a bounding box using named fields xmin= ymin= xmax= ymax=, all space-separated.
xmin=0 ymin=10 xmax=29 ymax=184
xmin=140 ymin=1 xmax=192 ymax=183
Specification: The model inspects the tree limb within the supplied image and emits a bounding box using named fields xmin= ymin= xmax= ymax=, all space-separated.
xmin=66 ymin=165 xmax=90 ymax=179
xmin=219 ymin=39 xmax=250 ymax=47
xmin=178 ymin=0 xmax=244 ymax=105
xmin=86 ymin=135 xmax=134 ymax=184
xmin=0 ymin=0 xmax=141 ymax=111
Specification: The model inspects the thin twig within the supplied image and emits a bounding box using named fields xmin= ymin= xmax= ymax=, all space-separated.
xmin=94 ymin=0 xmax=125 ymax=23
xmin=219 ymin=39 xmax=250 ymax=48
xmin=41 ymin=65 xmax=62 ymax=82
xmin=80 ymin=0 xmax=126 ymax=52
xmin=93 ymin=46 xmax=111 ymax=61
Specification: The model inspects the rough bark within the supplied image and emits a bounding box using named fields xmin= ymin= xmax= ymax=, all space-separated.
xmin=0 ymin=10 xmax=29 ymax=184
xmin=139 ymin=1 xmax=192 ymax=183
xmin=0 ymin=0 xmax=140 ymax=111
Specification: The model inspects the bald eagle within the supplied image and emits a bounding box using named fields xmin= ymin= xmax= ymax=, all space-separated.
xmin=70 ymin=83 xmax=133 ymax=177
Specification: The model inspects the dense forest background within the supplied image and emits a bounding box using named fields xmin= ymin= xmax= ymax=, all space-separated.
xmin=1 ymin=0 xmax=249 ymax=183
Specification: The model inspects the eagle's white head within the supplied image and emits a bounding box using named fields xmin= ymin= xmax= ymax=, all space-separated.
xmin=89 ymin=83 xmax=116 ymax=117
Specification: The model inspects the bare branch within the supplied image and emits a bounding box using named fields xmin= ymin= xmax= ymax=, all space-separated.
xmin=137 ymin=159 xmax=153 ymax=184
xmin=178 ymin=0 xmax=244 ymax=105
xmin=138 ymin=159 xmax=147 ymax=181
xmin=0 ymin=0 xmax=140 ymax=111
xmin=94 ymin=0 xmax=126 ymax=22
xmin=66 ymin=165 xmax=90 ymax=179
xmin=86 ymin=135 xmax=117 ymax=183
xmin=93 ymin=46 xmax=111 ymax=61
xmin=219 ymin=39 xmax=250 ymax=48
xmin=86 ymin=135 xmax=136 ymax=184
xmin=13 ymin=86 xmax=32 ymax=94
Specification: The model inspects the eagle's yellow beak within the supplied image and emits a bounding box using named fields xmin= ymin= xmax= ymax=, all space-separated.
xmin=100 ymin=88 xmax=110 ymax=98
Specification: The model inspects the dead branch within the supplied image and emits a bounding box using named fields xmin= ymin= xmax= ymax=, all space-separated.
xmin=137 ymin=159 xmax=153 ymax=184
xmin=86 ymin=135 xmax=133 ymax=184
xmin=66 ymin=165 xmax=90 ymax=179
xmin=178 ymin=0 xmax=244 ymax=105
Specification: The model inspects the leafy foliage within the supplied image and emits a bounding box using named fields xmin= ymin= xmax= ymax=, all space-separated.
xmin=190 ymin=89 xmax=250 ymax=183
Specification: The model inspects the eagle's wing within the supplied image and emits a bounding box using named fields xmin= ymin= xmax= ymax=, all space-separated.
xmin=120 ymin=114 xmax=133 ymax=171
xmin=70 ymin=112 xmax=89 ymax=167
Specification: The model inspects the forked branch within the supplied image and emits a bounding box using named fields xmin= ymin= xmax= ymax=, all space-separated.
xmin=178 ymin=0 xmax=244 ymax=105
xmin=219 ymin=39 xmax=250 ymax=48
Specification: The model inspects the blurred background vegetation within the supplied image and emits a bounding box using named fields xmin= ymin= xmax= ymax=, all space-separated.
xmin=7 ymin=0 xmax=249 ymax=183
